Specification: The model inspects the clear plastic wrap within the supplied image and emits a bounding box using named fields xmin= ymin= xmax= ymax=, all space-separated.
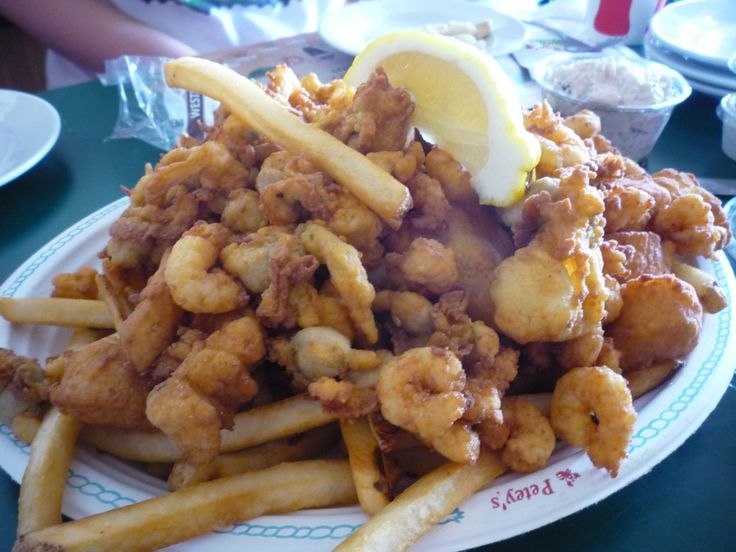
xmin=98 ymin=56 xmax=215 ymax=150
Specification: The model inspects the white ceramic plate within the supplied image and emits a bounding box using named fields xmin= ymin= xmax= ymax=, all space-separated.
xmin=685 ymin=77 xmax=734 ymax=98
xmin=0 ymin=90 xmax=61 ymax=187
xmin=649 ymin=0 xmax=736 ymax=69
xmin=644 ymin=37 xmax=735 ymax=98
xmin=2 ymin=199 xmax=735 ymax=550
xmin=318 ymin=0 xmax=527 ymax=57
xmin=644 ymin=34 xmax=736 ymax=92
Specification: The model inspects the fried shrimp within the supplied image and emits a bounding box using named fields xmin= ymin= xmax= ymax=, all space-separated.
xmin=299 ymin=222 xmax=378 ymax=343
xmin=500 ymin=397 xmax=556 ymax=473
xmin=165 ymin=222 xmax=246 ymax=313
xmin=376 ymin=347 xmax=479 ymax=464
xmin=550 ymin=366 xmax=636 ymax=476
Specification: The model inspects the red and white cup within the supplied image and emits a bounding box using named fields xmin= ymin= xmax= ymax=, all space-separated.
xmin=585 ymin=0 xmax=665 ymax=45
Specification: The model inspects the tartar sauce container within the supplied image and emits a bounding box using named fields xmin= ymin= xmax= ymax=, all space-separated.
xmin=531 ymin=53 xmax=691 ymax=161
xmin=717 ymin=93 xmax=736 ymax=162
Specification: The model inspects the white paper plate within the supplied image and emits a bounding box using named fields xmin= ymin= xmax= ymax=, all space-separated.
xmin=0 ymin=90 xmax=61 ymax=187
xmin=644 ymin=34 xmax=736 ymax=92
xmin=649 ymin=0 xmax=736 ymax=69
xmin=1 ymin=199 xmax=735 ymax=551
xmin=318 ymin=0 xmax=527 ymax=57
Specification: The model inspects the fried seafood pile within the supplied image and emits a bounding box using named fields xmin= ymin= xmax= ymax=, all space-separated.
xmin=28 ymin=67 xmax=731 ymax=490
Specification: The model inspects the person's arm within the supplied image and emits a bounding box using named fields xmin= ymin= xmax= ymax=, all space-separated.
xmin=0 ymin=0 xmax=197 ymax=73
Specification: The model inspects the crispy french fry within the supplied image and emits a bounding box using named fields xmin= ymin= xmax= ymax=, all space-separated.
xmin=14 ymin=459 xmax=357 ymax=552
xmin=45 ymin=329 xmax=112 ymax=379
xmin=94 ymin=274 xmax=126 ymax=332
xmin=0 ymin=298 xmax=114 ymax=329
xmin=65 ymin=328 xmax=111 ymax=350
xmin=340 ymin=417 xmax=392 ymax=514
xmin=168 ymin=423 xmax=340 ymax=490
xmin=17 ymin=407 xmax=81 ymax=536
xmin=44 ymin=332 xmax=118 ymax=380
xmin=335 ymin=450 xmax=506 ymax=552
xmin=10 ymin=412 xmax=43 ymax=445
xmin=671 ymin=258 xmax=728 ymax=313
xmin=164 ymin=57 xmax=413 ymax=227
xmin=626 ymin=360 xmax=678 ymax=399
xmin=82 ymin=394 xmax=336 ymax=462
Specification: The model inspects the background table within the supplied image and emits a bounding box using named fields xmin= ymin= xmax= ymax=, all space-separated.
xmin=1 ymin=68 xmax=735 ymax=551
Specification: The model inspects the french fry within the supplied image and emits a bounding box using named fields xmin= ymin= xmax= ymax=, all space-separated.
xmin=164 ymin=57 xmax=413 ymax=228
xmin=14 ymin=459 xmax=357 ymax=552
xmin=17 ymin=407 xmax=81 ymax=535
xmin=65 ymin=328 xmax=111 ymax=350
xmin=10 ymin=412 xmax=43 ymax=445
xmin=94 ymin=274 xmax=126 ymax=332
xmin=82 ymin=394 xmax=337 ymax=462
xmin=45 ymin=329 xmax=112 ymax=379
xmin=0 ymin=298 xmax=114 ymax=329
xmin=626 ymin=360 xmax=678 ymax=399
xmin=335 ymin=450 xmax=506 ymax=552
xmin=340 ymin=417 xmax=393 ymax=514
xmin=168 ymin=423 xmax=340 ymax=490
xmin=671 ymin=257 xmax=728 ymax=313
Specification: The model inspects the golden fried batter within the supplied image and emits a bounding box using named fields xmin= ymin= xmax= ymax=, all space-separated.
xmin=51 ymin=337 xmax=152 ymax=429
xmin=321 ymin=69 xmax=414 ymax=153
xmin=490 ymin=169 xmax=607 ymax=344
xmin=607 ymin=274 xmax=703 ymax=370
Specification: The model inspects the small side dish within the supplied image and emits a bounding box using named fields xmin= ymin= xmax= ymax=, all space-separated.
xmin=532 ymin=53 xmax=691 ymax=161
xmin=717 ymin=93 xmax=736 ymax=161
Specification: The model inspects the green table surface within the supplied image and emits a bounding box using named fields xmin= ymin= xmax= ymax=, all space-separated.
xmin=1 ymin=79 xmax=735 ymax=551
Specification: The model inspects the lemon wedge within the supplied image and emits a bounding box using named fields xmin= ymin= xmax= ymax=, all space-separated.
xmin=345 ymin=31 xmax=540 ymax=207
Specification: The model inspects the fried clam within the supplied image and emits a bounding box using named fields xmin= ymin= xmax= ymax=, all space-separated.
xmin=523 ymin=101 xmax=592 ymax=178
xmin=256 ymin=151 xmax=385 ymax=264
xmin=550 ymin=366 xmax=636 ymax=476
xmin=385 ymin=237 xmax=459 ymax=296
xmin=273 ymin=326 xmax=386 ymax=418
xmin=299 ymin=222 xmax=378 ymax=344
